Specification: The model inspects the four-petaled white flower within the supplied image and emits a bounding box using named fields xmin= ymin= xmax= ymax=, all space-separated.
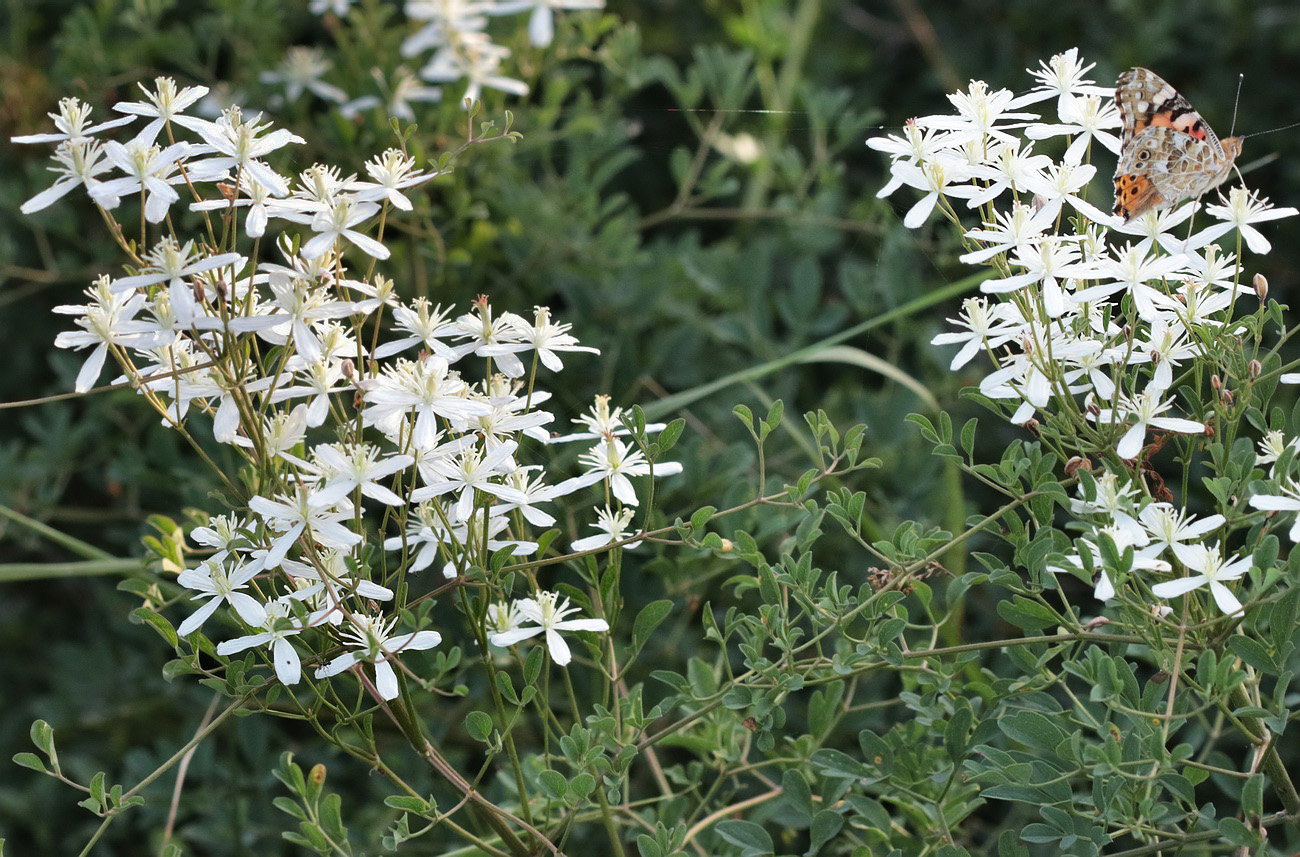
xmin=488 ymin=591 xmax=609 ymax=666
xmin=1150 ymin=543 xmax=1251 ymax=617
xmin=314 ymin=614 xmax=442 ymax=700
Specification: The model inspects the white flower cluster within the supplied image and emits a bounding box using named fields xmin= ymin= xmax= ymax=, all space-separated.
xmin=869 ymin=50 xmax=1300 ymax=619
xmin=16 ymin=78 xmax=679 ymax=696
xmin=282 ymin=0 xmax=606 ymax=116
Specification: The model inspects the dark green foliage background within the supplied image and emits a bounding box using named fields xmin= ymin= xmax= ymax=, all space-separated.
xmin=3 ymin=0 xmax=1300 ymax=853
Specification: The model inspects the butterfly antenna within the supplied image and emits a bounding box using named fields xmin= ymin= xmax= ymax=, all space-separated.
xmin=1243 ymin=120 xmax=1300 ymax=140
xmin=1229 ymin=72 xmax=1244 ymax=137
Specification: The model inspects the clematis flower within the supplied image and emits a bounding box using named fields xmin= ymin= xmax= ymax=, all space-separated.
xmin=488 ymin=591 xmax=609 ymax=666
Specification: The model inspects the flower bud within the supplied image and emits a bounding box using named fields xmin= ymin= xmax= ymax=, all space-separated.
xmin=1249 ymin=359 xmax=1262 ymax=380
xmin=342 ymin=358 xmax=356 ymax=382
xmin=720 ymin=538 xmax=734 ymax=553
xmin=1210 ymin=374 xmax=1222 ymax=391
xmin=1023 ymin=418 xmax=1040 ymax=437
xmin=1254 ymin=272 xmax=1269 ymax=301
xmin=1064 ymin=456 xmax=1092 ymax=477
xmin=1087 ymin=401 xmax=1101 ymax=418
xmin=1220 ymin=388 xmax=1234 ymax=405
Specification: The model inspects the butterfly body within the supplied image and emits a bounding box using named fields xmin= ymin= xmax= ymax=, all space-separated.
xmin=1112 ymin=68 xmax=1243 ymax=221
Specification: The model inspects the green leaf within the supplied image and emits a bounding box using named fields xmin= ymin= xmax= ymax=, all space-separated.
xmin=1242 ymin=773 xmax=1265 ymax=817
xmin=996 ymin=597 xmax=1059 ymax=632
xmin=690 ymin=506 xmax=717 ymax=532
xmin=384 ymin=795 xmax=431 ymax=813
xmin=998 ymin=711 xmax=1067 ymax=752
xmin=464 ymin=711 xmax=493 ymax=742
xmin=765 ymin=399 xmax=784 ymax=430
xmin=319 ymin=793 xmax=346 ymax=840
xmin=810 ymin=749 xmax=876 ymax=781
xmin=632 ymin=600 xmax=674 ymax=656
xmin=569 ymin=773 xmax=596 ymax=798
xmin=716 ymin=819 xmax=773 ymax=856
xmin=1227 ymin=636 xmax=1276 ymax=675
xmin=12 ymin=752 xmax=46 ymax=773
xmin=656 ymin=418 xmax=686 ymax=452
xmin=537 ymin=770 xmax=567 ymax=799
xmin=782 ymin=769 xmax=813 ymax=822
xmin=29 ymin=720 xmax=54 ymax=757
xmin=808 ymin=810 xmax=844 ymax=855
xmin=944 ymin=699 xmax=973 ymax=760
xmin=134 ymin=607 xmax=179 ymax=647
xmin=1217 ymin=816 xmax=1259 ymax=847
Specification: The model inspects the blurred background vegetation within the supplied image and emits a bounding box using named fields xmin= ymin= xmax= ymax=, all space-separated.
xmin=3 ymin=0 xmax=1300 ymax=852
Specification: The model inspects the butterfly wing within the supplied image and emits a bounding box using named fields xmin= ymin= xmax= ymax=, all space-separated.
xmin=1113 ymin=68 xmax=1240 ymax=220
xmin=1114 ymin=126 xmax=1238 ymax=220
xmin=1115 ymin=67 xmax=1228 ymax=158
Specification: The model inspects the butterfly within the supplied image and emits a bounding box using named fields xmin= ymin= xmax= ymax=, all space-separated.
xmin=1112 ymin=67 xmax=1243 ymax=221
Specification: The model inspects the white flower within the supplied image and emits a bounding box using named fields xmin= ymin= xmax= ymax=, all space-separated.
xmin=1092 ymin=388 xmax=1206 ymax=460
xmin=372 ymin=298 xmax=460 ymax=360
xmin=113 ymin=76 xmax=213 ymax=145
xmin=548 ymin=394 xmax=667 ymax=444
xmin=348 ymin=148 xmax=439 ymax=210
xmin=1022 ymin=161 xmax=1110 ymax=223
xmin=958 ymin=201 xmax=1051 ymax=264
xmin=362 ymin=356 xmax=494 ymax=448
xmin=450 ymin=300 xmax=529 ymax=376
xmin=310 ymin=0 xmax=353 ymax=13
xmin=249 ymin=490 xmax=362 ymax=569
xmin=303 ymin=197 xmax=389 ymax=260
xmin=1255 ymin=431 xmax=1300 ymax=476
xmin=1150 ymin=542 xmax=1250 ymax=617
xmin=419 ymin=37 xmax=530 ymax=104
xmin=1009 ymin=48 xmax=1112 ymax=109
xmin=961 ymin=141 xmax=1053 ymax=207
xmin=20 ymin=139 xmax=114 ymax=214
xmin=190 ymin=177 xmax=297 ymax=238
xmin=1193 ymin=187 xmax=1299 ymax=255
xmin=1249 ymin=480 xmax=1300 ymax=542
xmin=884 ymin=159 xmax=981 ymax=229
xmin=109 ymin=238 xmax=243 ymax=326
xmin=190 ymin=513 xmax=255 ymax=564
xmin=89 ymin=139 xmax=193 ymax=223
xmin=576 ymin=435 xmax=683 ymax=506
xmin=867 ymin=119 xmax=958 ymax=198
xmin=52 ymin=277 xmax=170 ymax=392
xmin=341 ymin=67 xmax=443 ymax=122
xmin=314 ymin=614 xmax=442 ymax=700
xmin=176 ymin=557 xmax=267 ymax=636
xmin=410 ymin=439 xmax=526 ymax=519
xmin=268 ymin=360 xmax=353 ymax=427
xmin=190 ymin=107 xmax=303 ymax=197
xmin=1137 ymin=503 xmax=1225 ymax=565
xmin=491 ymin=0 xmax=604 ymax=47
xmin=930 ymin=297 xmax=1025 ymax=370
xmin=914 ymin=80 xmax=1038 ymax=147
xmin=502 ymin=306 xmax=600 ymax=372
xmin=1023 ymin=94 xmax=1121 ymax=164
xmin=979 ymin=237 xmax=1099 ymax=318
xmin=260 ymin=47 xmax=348 ymax=104
xmin=11 ymin=97 xmax=134 ymax=144
xmin=488 ymin=591 xmax=609 ymax=666
xmin=216 ymin=599 xmax=304 ymax=686
xmin=310 ymin=442 xmax=415 ymax=507
xmin=572 ymin=505 xmax=640 ymax=552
